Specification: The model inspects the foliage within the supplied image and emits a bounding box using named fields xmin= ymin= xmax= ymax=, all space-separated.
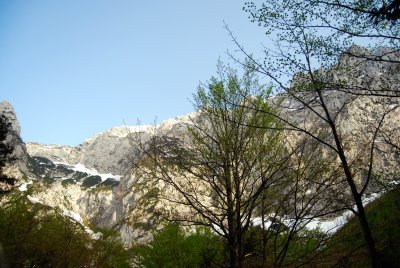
xmin=0 ymin=115 xmax=13 ymax=169
xmin=242 ymin=225 xmax=327 ymax=267
xmin=0 ymin=194 xmax=131 ymax=267
xmin=129 ymin=185 xmax=400 ymax=267
xmin=244 ymin=0 xmax=399 ymax=63
xmin=82 ymin=175 xmax=102 ymax=188
xmin=61 ymin=178 xmax=76 ymax=187
xmin=98 ymin=177 xmax=120 ymax=188
xmin=28 ymin=156 xmax=120 ymax=190
xmin=320 ymin=185 xmax=400 ymax=267
xmin=370 ymin=0 xmax=400 ymax=23
xmin=133 ymin=61 xmax=350 ymax=267
xmin=0 ymin=114 xmax=16 ymax=193
xmin=74 ymin=170 xmax=90 ymax=180
xmin=92 ymin=228 xmax=132 ymax=268
xmin=133 ymin=223 xmax=224 ymax=268
xmin=28 ymin=156 xmax=60 ymax=186
xmin=55 ymin=163 xmax=75 ymax=175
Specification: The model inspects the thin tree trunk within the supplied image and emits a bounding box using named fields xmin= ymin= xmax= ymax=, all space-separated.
xmin=335 ymin=133 xmax=379 ymax=268
xmin=261 ymin=194 xmax=267 ymax=267
xmin=317 ymin=89 xmax=379 ymax=268
xmin=354 ymin=192 xmax=379 ymax=267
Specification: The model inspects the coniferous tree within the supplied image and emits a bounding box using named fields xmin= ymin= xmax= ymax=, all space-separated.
xmin=0 ymin=114 xmax=16 ymax=193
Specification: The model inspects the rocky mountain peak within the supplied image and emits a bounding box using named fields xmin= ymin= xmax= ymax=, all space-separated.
xmin=26 ymin=112 xmax=197 ymax=176
xmin=0 ymin=100 xmax=29 ymax=184
xmin=0 ymin=101 xmax=21 ymax=135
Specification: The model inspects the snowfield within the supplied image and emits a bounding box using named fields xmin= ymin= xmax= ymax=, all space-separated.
xmin=54 ymin=162 xmax=122 ymax=182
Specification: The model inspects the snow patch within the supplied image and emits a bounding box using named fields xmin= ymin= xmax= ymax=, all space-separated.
xmin=19 ymin=184 xmax=27 ymax=192
xmin=55 ymin=162 xmax=121 ymax=182
xmin=252 ymin=192 xmax=383 ymax=234
xmin=63 ymin=209 xmax=83 ymax=223
xmin=306 ymin=192 xmax=383 ymax=233
xmin=63 ymin=209 xmax=102 ymax=240
xmin=18 ymin=180 xmax=33 ymax=192
xmin=27 ymin=195 xmax=41 ymax=204
xmin=306 ymin=211 xmax=352 ymax=233
xmin=72 ymin=163 xmax=121 ymax=182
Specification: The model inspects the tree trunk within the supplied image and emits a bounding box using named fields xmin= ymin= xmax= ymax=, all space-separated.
xmin=229 ymin=245 xmax=240 ymax=268
xmin=261 ymin=194 xmax=267 ymax=267
xmin=354 ymin=194 xmax=380 ymax=267
xmin=336 ymin=141 xmax=379 ymax=268
xmin=227 ymin=210 xmax=243 ymax=268
xmin=319 ymin=90 xmax=380 ymax=268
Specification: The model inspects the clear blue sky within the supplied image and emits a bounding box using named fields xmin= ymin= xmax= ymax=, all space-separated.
xmin=0 ymin=1 xmax=267 ymax=146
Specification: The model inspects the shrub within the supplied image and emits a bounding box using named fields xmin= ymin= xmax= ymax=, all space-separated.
xmin=0 ymin=194 xmax=132 ymax=267
xmin=98 ymin=178 xmax=119 ymax=188
xmin=82 ymin=175 xmax=102 ymax=188
xmin=133 ymin=223 xmax=224 ymax=267
xmin=61 ymin=178 xmax=76 ymax=187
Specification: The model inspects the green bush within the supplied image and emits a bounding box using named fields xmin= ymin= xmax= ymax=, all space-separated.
xmin=61 ymin=178 xmax=76 ymax=187
xmin=55 ymin=164 xmax=75 ymax=175
xmin=242 ymin=224 xmax=327 ymax=267
xmin=42 ymin=176 xmax=56 ymax=185
xmin=28 ymin=156 xmax=55 ymax=176
xmin=82 ymin=175 xmax=102 ymax=188
xmin=73 ymin=171 xmax=90 ymax=180
xmin=0 ymin=194 xmax=132 ymax=267
xmin=0 ymin=195 xmax=91 ymax=267
xmin=98 ymin=178 xmax=120 ymax=188
xmin=92 ymin=228 xmax=132 ymax=268
xmin=133 ymin=223 xmax=223 ymax=267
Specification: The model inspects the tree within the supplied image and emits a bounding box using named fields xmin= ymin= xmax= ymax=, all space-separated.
xmin=0 ymin=114 xmax=16 ymax=194
xmin=242 ymin=1 xmax=400 ymax=97
xmin=0 ymin=194 xmax=132 ymax=267
xmin=0 ymin=195 xmax=92 ymax=267
xmin=306 ymin=0 xmax=400 ymax=24
xmin=370 ymin=0 xmax=400 ymax=23
xmin=91 ymin=228 xmax=132 ymax=268
xmin=133 ymin=63 xmax=291 ymax=267
xmin=226 ymin=1 xmax=400 ymax=267
xmin=133 ymin=63 xmax=346 ymax=267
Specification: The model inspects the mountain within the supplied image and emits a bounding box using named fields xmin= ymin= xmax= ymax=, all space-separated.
xmin=2 ymin=46 xmax=400 ymax=247
xmin=23 ymin=114 xmax=195 ymax=245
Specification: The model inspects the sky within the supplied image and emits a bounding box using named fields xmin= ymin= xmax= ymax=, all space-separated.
xmin=0 ymin=1 xmax=268 ymax=146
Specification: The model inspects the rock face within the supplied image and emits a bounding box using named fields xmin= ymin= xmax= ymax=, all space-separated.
xmin=27 ymin=133 xmax=119 ymax=175
xmin=24 ymin=113 xmax=196 ymax=245
xmin=0 ymin=101 xmax=29 ymax=181
xmin=27 ymin=131 xmax=134 ymax=176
